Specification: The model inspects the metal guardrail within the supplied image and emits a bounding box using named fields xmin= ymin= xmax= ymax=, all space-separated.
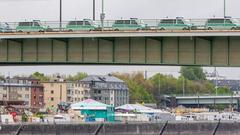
xmin=0 ymin=18 xmax=240 ymax=32
xmin=167 ymin=94 xmax=235 ymax=97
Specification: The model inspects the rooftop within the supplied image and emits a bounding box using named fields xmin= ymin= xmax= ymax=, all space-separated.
xmin=80 ymin=75 xmax=124 ymax=83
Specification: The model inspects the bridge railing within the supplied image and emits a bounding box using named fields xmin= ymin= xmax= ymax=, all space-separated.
xmin=167 ymin=93 xmax=234 ymax=97
xmin=1 ymin=18 xmax=240 ymax=32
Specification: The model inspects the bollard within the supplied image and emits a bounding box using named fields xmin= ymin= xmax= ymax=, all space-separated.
xmin=15 ymin=123 xmax=24 ymax=135
xmin=212 ymin=119 xmax=221 ymax=135
xmin=159 ymin=121 xmax=168 ymax=135
xmin=94 ymin=123 xmax=104 ymax=135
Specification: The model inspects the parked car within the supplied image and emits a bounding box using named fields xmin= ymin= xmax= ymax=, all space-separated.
xmin=112 ymin=18 xmax=145 ymax=31
xmin=158 ymin=17 xmax=196 ymax=30
xmin=16 ymin=20 xmax=51 ymax=32
xmin=205 ymin=18 xmax=240 ymax=30
xmin=66 ymin=19 xmax=98 ymax=31
xmin=0 ymin=22 xmax=11 ymax=32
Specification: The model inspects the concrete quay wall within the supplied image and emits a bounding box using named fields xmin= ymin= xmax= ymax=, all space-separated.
xmin=0 ymin=122 xmax=239 ymax=135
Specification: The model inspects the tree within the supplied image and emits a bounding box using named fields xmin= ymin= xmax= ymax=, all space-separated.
xmin=113 ymin=72 xmax=155 ymax=103
xmin=31 ymin=72 xmax=49 ymax=82
xmin=66 ymin=72 xmax=87 ymax=81
xmin=180 ymin=66 xmax=206 ymax=81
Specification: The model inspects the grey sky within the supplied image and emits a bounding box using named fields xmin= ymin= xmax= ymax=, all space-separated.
xmin=0 ymin=0 xmax=240 ymax=21
xmin=0 ymin=0 xmax=240 ymax=78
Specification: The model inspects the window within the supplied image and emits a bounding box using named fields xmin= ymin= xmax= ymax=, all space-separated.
xmin=131 ymin=20 xmax=138 ymax=25
xmin=25 ymin=87 xmax=29 ymax=91
xmin=98 ymin=90 xmax=101 ymax=94
xmin=25 ymin=94 xmax=29 ymax=98
xmin=177 ymin=20 xmax=184 ymax=24
xmin=115 ymin=20 xmax=123 ymax=24
xmin=34 ymin=22 xmax=40 ymax=26
xmin=225 ymin=19 xmax=232 ymax=24
xmin=51 ymin=90 xmax=54 ymax=94
xmin=51 ymin=97 xmax=54 ymax=101
xmin=77 ymin=21 xmax=84 ymax=25
xmin=19 ymin=22 xmax=31 ymax=26
xmin=85 ymin=21 xmax=91 ymax=26
xmin=99 ymin=97 xmax=102 ymax=100
xmin=69 ymin=21 xmax=77 ymax=25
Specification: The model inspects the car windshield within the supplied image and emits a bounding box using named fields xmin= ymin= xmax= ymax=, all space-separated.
xmin=231 ymin=19 xmax=239 ymax=24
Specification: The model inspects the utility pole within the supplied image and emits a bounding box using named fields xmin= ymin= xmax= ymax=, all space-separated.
xmin=60 ymin=0 xmax=62 ymax=31
xmin=182 ymin=77 xmax=185 ymax=96
xmin=214 ymin=67 xmax=218 ymax=95
xmin=158 ymin=74 xmax=161 ymax=108
xmin=93 ymin=0 xmax=95 ymax=20
xmin=100 ymin=0 xmax=105 ymax=30
xmin=224 ymin=0 xmax=226 ymax=17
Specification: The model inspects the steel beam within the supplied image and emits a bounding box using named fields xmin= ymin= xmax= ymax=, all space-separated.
xmin=129 ymin=37 xmax=131 ymax=63
xmin=194 ymin=37 xmax=196 ymax=65
xmin=36 ymin=39 xmax=39 ymax=62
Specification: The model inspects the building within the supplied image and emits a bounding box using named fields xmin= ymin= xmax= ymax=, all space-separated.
xmin=42 ymin=76 xmax=86 ymax=108
xmin=80 ymin=75 xmax=129 ymax=107
xmin=0 ymin=77 xmax=44 ymax=108
xmin=211 ymin=79 xmax=240 ymax=95
xmin=42 ymin=77 xmax=68 ymax=108
xmin=70 ymin=99 xmax=115 ymax=122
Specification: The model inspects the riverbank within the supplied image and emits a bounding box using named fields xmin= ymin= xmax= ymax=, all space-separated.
xmin=0 ymin=121 xmax=240 ymax=135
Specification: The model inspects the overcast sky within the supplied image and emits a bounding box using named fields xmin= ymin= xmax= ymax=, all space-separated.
xmin=0 ymin=0 xmax=239 ymax=21
xmin=0 ymin=0 xmax=240 ymax=78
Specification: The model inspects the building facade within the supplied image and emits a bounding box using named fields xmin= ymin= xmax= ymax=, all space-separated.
xmin=0 ymin=77 xmax=44 ymax=108
xmin=80 ymin=75 xmax=129 ymax=107
xmin=42 ymin=77 xmax=68 ymax=108
xmin=42 ymin=77 xmax=86 ymax=108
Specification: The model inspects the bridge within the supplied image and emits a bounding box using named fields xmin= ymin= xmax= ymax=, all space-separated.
xmin=165 ymin=95 xmax=240 ymax=110
xmin=1 ymin=30 xmax=240 ymax=66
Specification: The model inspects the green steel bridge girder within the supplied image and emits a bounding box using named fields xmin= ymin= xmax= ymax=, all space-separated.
xmin=0 ymin=36 xmax=240 ymax=66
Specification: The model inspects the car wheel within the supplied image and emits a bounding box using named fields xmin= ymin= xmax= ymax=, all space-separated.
xmin=183 ymin=27 xmax=188 ymax=30
xmin=160 ymin=28 xmax=165 ymax=30
xmin=18 ymin=30 xmax=23 ymax=33
xmin=68 ymin=29 xmax=73 ymax=32
xmin=136 ymin=28 xmax=141 ymax=31
xmin=114 ymin=29 xmax=119 ymax=31
xmin=207 ymin=27 xmax=213 ymax=30
xmin=39 ymin=30 xmax=44 ymax=32
xmin=231 ymin=27 xmax=236 ymax=30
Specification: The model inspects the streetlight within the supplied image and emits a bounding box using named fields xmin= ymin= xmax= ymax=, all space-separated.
xmin=182 ymin=77 xmax=185 ymax=96
xmin=60 ymin=0 xmax=62 ymax=31
xmin=93 ymin=0 xmax=96 ymax=20
xmin=224 ymin=0 xmax=226 ymax=17
xmin=100 ymin=0 xmax=105 ymax=30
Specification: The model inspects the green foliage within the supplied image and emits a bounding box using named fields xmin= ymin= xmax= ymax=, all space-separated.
xmin=217 ymin=87 xmax=233 ymax=95
xmin=66 ymin=72 xmax=88 ymax=81
xmin=0 ymin=74 xmax=4 ymax=80
xmin=180 ymin=66 xmax=206 ymax=81
xmin=22 ymin=113 xmax=28 ymax=122
xmin=31 ymin=72 xmax=49 ymax=81
xmin=113 ymin=72 xmax=155 ymax=103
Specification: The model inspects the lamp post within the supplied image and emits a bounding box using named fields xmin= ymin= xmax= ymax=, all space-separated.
xmin=100 ymin=0 xmax=105 ymax=30
xmin=93 ymin=0 xmax=95 ymax=20
xmin=182 ymin=77 xmax=185 ymax=96
xmin=224 ymin=0 xmax=226 ymax=17
xmin=60 ymin=0 xmax=62 ymax=31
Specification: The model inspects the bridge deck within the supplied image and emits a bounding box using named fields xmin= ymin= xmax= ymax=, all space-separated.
xmin=1 ymin=30 xmax=240 ymax=39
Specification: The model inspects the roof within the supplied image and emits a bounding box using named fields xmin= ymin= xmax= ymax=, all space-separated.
xmin=70 ymin=99 xmax=112 ymax=110
xmin=115 ymin=104 xmax=167 ymax=113
xmin=80 ymin=75 xmax=124 ymax=83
